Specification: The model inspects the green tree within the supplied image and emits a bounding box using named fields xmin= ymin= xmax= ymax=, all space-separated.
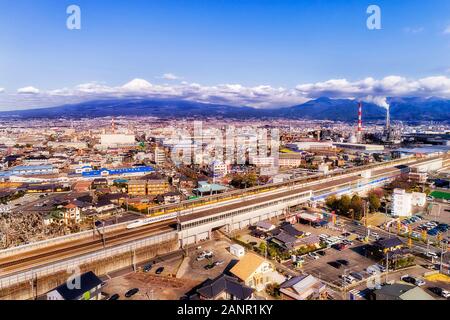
xmin=368 ymin=192 xmax=381 ymax=213
xmin=266 ymin=283 xmax=281 ymax=298
xmin=325 ymin=195 xmax=338 ymax=211
xmin=339 ymin=195 xmax=352 ymax=216
xmin=351 ymin=195 xmax=364 ymax=220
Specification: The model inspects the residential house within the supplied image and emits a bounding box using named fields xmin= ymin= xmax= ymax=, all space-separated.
xmin=270 ymin=233 xmax=321 ymax=252
xmin=94 ymin=199 xmax=116 ymax=214
xmin=280 ymin=275 xmax=327 ymax=300
xmin=371 ymin=237 xmax=410 ymax=261
xmin=280 ymin=222 xmax=304 ymax=238
xmin=46 ymin=271 xmax=103 ymax=300
xmin=230 ymin=252 xmax=279 ymax=292
xmin=371 ymin=282 xmax=435 ymax=300
xmin=178 ymin=176 xmax=196 ymax=189
xmin=62 ymin=202 xmax=82 ymax=224
xmin=45 ymin=202 xmax=81 ymax=225
xmin=92 ymin=178 xmax=108 ymax=189
xmin=72 ymin=181 xmax=92 ymax=192
xmin=194 ymin=274 xmax=254 ymax=300
xmin=157 ymin=192 xmax=182 ymax=205
xmin=255 ymin=221 xmax=276 ymax=233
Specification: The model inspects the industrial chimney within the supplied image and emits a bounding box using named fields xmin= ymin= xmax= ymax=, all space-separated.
xmin=386 ymin=106 xmax=390 ymax=130
xmin=357 ymin=101 xmax=363 ymax=143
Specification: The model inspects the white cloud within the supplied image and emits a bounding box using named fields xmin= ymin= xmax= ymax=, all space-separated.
xmin=162 ymin=73 xmax=181 ymax=80
xmin=1 ymin=75 xmax=450 ymax=111
xmin=17 ymin=86 xmax=40 ymax=94
xmin=0 ymin=88 xmax=4 ymax=93
xmin=295 ymin=75 xmax=450 ymax=107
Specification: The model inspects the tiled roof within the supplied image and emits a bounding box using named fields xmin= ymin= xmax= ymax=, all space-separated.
xmin=197 ymin=274 xmax=253 ymax=300
xmin=230 ymin=252 xmax=267 ymax=281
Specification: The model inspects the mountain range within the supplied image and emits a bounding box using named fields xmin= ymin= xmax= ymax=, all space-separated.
xmin=1 ymin=97 xmax=449 ymax=122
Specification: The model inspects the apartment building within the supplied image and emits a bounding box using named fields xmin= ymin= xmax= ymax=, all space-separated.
xmin=127 ymin=180 xmax=147 ymax=196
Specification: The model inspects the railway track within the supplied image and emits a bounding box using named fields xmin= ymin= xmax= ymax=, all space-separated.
xmin=0 ymin=220 xmax=176 ymax=276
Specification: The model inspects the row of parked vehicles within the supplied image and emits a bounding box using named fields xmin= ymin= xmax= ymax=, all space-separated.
xmin=106 ymin=288 xmax=140 ymax=300
xmin=196 ymin=250 xmax=214 ymax=261
xmin=403 ymin=215 xmax=449 ymax=237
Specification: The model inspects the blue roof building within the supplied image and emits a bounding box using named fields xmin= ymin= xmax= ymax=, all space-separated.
xmin=0 ymin=165 xmax=56 ymax=178
xmin=82 ymin=166 xmax=154 ymax=178
xmin=194 ymin=181 xmax=228 ymax=196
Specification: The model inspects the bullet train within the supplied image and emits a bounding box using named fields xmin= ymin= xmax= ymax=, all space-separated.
xmin=126 ymin=212 xmax=179 ymax=229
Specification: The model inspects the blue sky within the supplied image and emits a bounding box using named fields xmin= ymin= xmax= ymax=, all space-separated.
xmin=0 ymin=0 xmax=449 ymax=109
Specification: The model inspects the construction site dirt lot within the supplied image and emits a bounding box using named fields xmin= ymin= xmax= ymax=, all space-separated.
xmin=177 ymin=236 xmax=238 ymax=283
xmin=101 ymin=235 xmax=238 ymax=300
xmin=102 ymin=272 xmax=200 ymax=300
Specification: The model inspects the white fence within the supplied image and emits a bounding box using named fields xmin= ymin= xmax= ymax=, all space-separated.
xmin=0 ymin=231 xmax=177 ymax=289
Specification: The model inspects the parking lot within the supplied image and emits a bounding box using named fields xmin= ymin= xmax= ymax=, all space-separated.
xmin=393 ymin=206 xmax=449 ymax=243
xmin=298 ymin=243 xmax=377 ymax=287
xmin=177 ymin=236 xmax=238 ymax=282
xmin=101 ymin=233 xmax=241 ymax=300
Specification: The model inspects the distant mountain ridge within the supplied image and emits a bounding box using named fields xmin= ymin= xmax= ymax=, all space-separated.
xmin=1 ymin=97 xmax=449 ymax=121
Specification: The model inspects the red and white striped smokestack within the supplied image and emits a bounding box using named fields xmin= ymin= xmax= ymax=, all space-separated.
xmin=357 ymin=102 xmax=363 ymax=133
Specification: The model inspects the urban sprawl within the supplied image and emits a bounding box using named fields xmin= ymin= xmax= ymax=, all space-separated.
xmin=0 ymin=110 xmax=449 ymax=301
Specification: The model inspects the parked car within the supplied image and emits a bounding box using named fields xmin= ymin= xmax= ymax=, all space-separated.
xmin=108 ymin=294 xmax=120 ymax=300
xmin=401 ymin=275 xmax=425 ymax=286
xmin=376 ymin=264 xmax=386 ymax=272
xmin=328 ymin=261 xmax=342 ymax=269
xmin=332 ymin=243 xmax=347 ymax=251
xmin=401 ymin=276 xmax=416 ymax=285
xmin=340 ymin=275 xmax=356 ymax=284
xmin=204 ymin=263 xmax=215 ymax=270
xmin=342 ymin=239 xmax=354 ymax=246
xmin=350 ymin=272 xmax=364 ymax=281
xmin=125 ymin=288 xmax=139 ymax=298
xmin=155 ymin=267 xmax=165 ymax=275
xmin=342 ymin=232 xmax=351 ymax=237
xmin=426 ymin=251 xmax=439 ymax=259
xmin=319 ymin=234 xmax=329 ymax=240
xmin=307 ymin=252 xmax=320 ymax=260
xmin=203 ymin=250 xmax=214 ymax=258
xmin=317 ymin=250 xmax=326 ymax=256
xmin=428 ymin=287 xmax=450 ymax=299
xmin=312 ymin=222 xmax=321 ymax=228
xmin=337 ymin=259 xmax=349 ymax=266
xmin=143 ymin=264 xmax=153 ymax=272
xmin=214 ymin=260 xmax=225 ymax=266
